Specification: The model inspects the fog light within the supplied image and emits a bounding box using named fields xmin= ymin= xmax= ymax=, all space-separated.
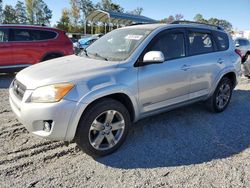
xmin=43 ymin=120 xmax=53 ymax=132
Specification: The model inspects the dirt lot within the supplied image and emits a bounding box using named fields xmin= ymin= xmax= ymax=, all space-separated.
xmin=0 ymin=74 xmax=250 ymax=188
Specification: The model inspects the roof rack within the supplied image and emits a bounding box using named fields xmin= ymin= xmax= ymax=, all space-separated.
xmin=171 ymin=20 xmax=224 ymax=31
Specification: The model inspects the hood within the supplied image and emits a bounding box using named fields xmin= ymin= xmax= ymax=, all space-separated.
xmin=16 ymin=55 xmax=119 ymax=89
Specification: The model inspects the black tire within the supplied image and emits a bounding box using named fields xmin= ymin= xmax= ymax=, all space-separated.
xmin=206 ymin=77 xmax=233 ymax=113
xmin=75 ymin=98 xmax=131 ymax=157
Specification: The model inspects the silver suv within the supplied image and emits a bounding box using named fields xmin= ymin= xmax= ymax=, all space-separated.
xmin=9 ymin=22 xmax=242 ymax=157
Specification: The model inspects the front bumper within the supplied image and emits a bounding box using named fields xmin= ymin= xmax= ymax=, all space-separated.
xmin=9 ymin=87 xmax=77 ymax=141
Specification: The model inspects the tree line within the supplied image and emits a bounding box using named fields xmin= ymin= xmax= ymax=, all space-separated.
xmin=0 ymin=0 xmax=52 ymax=25
xmin=0 ymin=0 xmax=233 ymax=33
xmin=56 ymin=0 xmax=144 ymax=33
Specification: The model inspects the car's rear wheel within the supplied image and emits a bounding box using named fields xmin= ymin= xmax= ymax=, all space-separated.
xmin=75 ymin=98 xmax=131 ymax=157
xmin=206 ymin=77 xmax=233 ymax=113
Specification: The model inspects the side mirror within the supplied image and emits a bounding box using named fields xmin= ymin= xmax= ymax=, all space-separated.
xmin=235 ymin=43 xmax=240 ymax=47
xmin=143 ymin=51 xmax=165 ymax=64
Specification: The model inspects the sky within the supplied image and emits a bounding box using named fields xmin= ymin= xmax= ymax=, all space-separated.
xmin=3 ymin=0 xmax=250 ymax=30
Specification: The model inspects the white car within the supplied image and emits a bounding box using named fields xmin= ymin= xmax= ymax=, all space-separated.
xmin=235 ymin=37 xmax=250 ymax=62
xmin=235 ymin=38 xmax=250 ymax=78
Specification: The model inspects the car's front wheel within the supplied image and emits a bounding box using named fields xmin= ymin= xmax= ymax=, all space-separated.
xmin=206 ymin=77 xmax=233 ymax=113
xmin=75 ymin=99 xmax=131 ymax=157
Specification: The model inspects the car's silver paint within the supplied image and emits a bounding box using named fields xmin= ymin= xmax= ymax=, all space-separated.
xmin=9 ymin=24 xmax=241 ymax=141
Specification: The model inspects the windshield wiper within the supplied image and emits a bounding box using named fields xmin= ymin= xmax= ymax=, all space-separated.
xmin=89 ymin=52 xmax=108 ymax=61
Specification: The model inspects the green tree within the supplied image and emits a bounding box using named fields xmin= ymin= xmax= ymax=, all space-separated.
xmin=110 ymin=3 xmax=124 ymax=12
xmin=57 ymin=8 xmax=71 ymax=31
xmin=25 ymin=0 xmax=36 ymax=24
xmin=35 ymin=0 xmax=52 ymax=25
xmin=208 ymin=18 xmax=232 ymax=32
xmin=193 ymin=14 xmax=233 ymax=32
xmin=15 ymin=1 xmax=27 ymax=24
xmin=77 ymin=0 xmax=94 ymax=21
xmin=193 ymin=13 xmax=206 ymax=22
xmin=97 ymin=0 xmax=124 ymax=12
xmin=160 ymin=14 xmax=184 ymax=23
xmin=128 ymin=7 xmax=143 ymax=15
xmin=3 ymin=5 xmax=17 ymax=24
xmin=70 ymin=0 xmax=80 ymax=26
xmin=25 ymin=0 xmax=52 ymax=25
xmin=0 ymin=0 xmax=3 ymax=23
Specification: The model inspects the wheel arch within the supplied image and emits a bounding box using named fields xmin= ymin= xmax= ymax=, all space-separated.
xmin=208 ymin=69 xmax=238 ymax=99
xmin=64 ymin=90 xmax=139 ymax=142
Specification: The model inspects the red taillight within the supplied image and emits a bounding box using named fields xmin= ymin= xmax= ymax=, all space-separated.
xmin=235 ymin=49 xmax=243 ymax=59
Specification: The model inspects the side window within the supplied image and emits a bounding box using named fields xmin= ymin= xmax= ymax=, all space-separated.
xmin=39 ymin=30 xmax=57 ymax=40
xmin=0 ymin=29 xmax=9 ymax=42
xmin=188 ymin=31 xmax=214 ymax=55
xmin=214 ymin=31 xmax=229 ymax=51
xmin=12 ymin=29 xmax=32 ymax=41
xmin=30 ymin=30 xmax=57 ymax=41
xmin=148 ymin=32 xmax=185 ymax=60
xmin=237 ymin=39 xmax=247 ymax=46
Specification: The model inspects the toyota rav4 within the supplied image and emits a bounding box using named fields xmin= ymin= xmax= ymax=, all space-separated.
xmin=9 ymin=22 xmax=242 ymax=157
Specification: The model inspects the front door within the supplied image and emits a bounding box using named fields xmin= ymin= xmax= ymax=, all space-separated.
xmin=138 ymin=29 xmax=191 ymax=113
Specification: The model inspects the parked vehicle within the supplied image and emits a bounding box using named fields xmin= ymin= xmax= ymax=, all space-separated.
xmin=78 ymin=37 xmax=97 ymax=49
xmin=0 ymin=24 xmax=74 ymax=72
xmin=235 ymin=37 xmax=250 ymax=62
xmin=234 ymin=38 xmax=250 ymax=77
xmin=9 ymin=22 xmax=241 ymax=157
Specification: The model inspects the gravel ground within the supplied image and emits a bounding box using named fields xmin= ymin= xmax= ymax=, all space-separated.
xmin=0 ymin=74 xmax=250 ymax=188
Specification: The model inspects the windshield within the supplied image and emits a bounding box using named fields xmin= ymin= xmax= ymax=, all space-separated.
xmin=80 ymin=28 xmax=152 ymax=61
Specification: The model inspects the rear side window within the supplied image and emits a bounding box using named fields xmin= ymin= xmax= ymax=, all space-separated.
xmin=0 ymin=29 xmax=9 ymax=42
xmin=236 ymin=39 xmax=249 ymax=46
xmin=148 ymin=32 xmax=185 ymax=60
xmin=11 ymin=29 xmax=57 ymax=41
xmin=188 ymin=31 xmax=214 ymax=55
xmin=12 ymin=29 xmax=32 ymax=41
xmin=214 ymin=31 xmax=229 ymax=51
xmin=31 ymin=30 xmax=57 ymax=40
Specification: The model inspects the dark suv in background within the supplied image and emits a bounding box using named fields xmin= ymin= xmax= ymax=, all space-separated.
xmin=0 ymin=25 xmax=73 ymax=72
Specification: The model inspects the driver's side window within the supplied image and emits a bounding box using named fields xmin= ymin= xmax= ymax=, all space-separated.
xmin=147 ymin=32 xmax=186 ymax=60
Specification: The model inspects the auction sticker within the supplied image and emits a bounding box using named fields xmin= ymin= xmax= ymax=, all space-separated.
xmin=125 ymin=35 xmax=143 ymax=40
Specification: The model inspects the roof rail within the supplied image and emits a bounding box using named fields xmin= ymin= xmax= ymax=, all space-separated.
xmin=171 ymin=20 xmax=224 ymax=31
xmin=129 ymin=22 xmax=158 ymax=26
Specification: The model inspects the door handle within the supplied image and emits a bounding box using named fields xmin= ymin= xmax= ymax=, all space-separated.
xmin=217 ymin=58 xmax=224 ymax=64
xmin=181 ymin=64 xmax=191 ymax=71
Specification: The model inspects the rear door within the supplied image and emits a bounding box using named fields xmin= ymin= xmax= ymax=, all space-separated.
xmin=9 ymin=28 xmax=39 ymax=65
xmin=186 ymin=29 xmax=228 ymax=99
xmin=0 ymin=28 xmax=13 ymax=67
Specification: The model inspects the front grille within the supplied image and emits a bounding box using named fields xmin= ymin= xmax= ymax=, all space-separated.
xmin=12 ymin=79 xmax=26 ymax=100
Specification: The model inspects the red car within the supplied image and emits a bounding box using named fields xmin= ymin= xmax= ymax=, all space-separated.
xmin=0 ymin=24 xmax=73 ymax=72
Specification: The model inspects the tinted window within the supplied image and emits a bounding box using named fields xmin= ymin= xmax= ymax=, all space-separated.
xmin=236 ymin=39 xmax=249 ymax=46
xmin=148 ymin=32 xmax=185 ymax=60
xmin=11 ymin=29 xmax=57 ymax=41
xmin=214 ymin=31 xmax=229 ymax=51
xmin=12 ymin=29 xmax=32 ymax=41
xmin=31 ymin=30 xmax=57 ymax=40
xmin=0 ymin=29 xmax=8 ymax=42
xmin=188 ymin=32 xmax=214 ymax=55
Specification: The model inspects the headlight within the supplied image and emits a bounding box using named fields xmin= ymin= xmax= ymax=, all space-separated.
xmin=31 ymin=83 xmax=74 ymax=103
